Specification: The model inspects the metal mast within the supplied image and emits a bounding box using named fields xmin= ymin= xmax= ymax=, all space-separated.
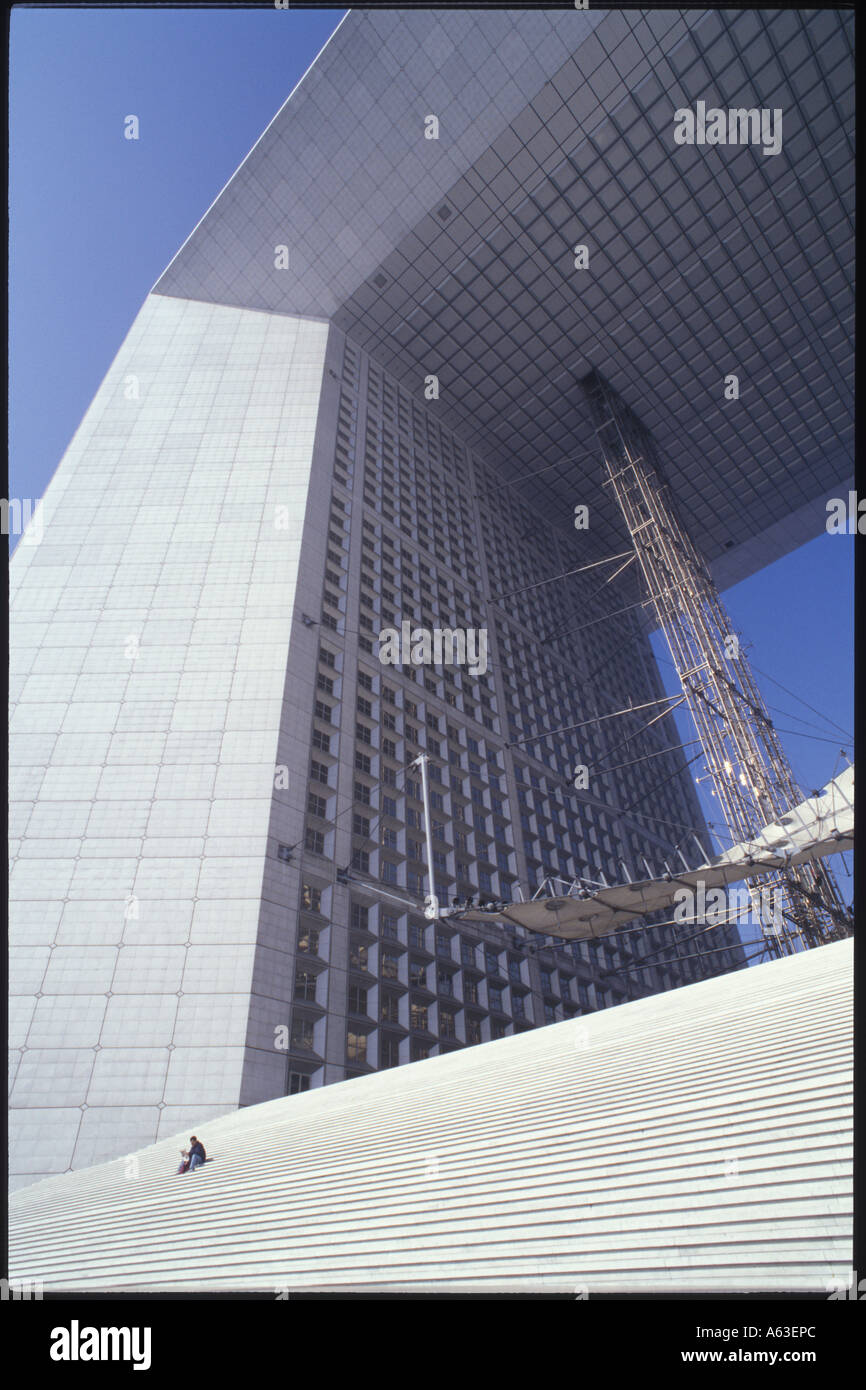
xmin=412 ymin=752 xmax=441 ymax=921
xmin=582 ymin=370 xmax=851 ymax=957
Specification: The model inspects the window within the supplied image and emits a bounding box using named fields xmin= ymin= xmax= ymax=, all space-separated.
xmin=349 ymin=940 xmax=368 ymax=971
xmin=436 ymin=933 xmax=452 ymax=958
xmin=297 ymin=925 xmax=319 ymax=955
xmin=305 ymin=828 xmax=325 ymax=854
xmin=381 ymin=827 xmax=397 ymax=850
xmin=381 ymin=913 xmax=399 ymax=940
xmin=288 ymin=1073 xmax=310 ymax=1095
xmin=352 ymin=850 xmax=370 ymax=873
xmin=489 ymin=986 xmax=503 ymax=1012
xmin=540 ymin=970 xmax=553 ymax=994
xmin=409 ymin=960 xmax=427 ymax=988
xmin=380 ymin=1036 xmax=400 ymax=1069
xmin=485 ymin=950 xmax=499 ymax=976
xmin=354 ymin=751 xmax=371 ymax=773
xmin=346 ymin=1031 xmax=368 ymax=1064
xmin=382 ymin=795 xmax=397 ymax=818
xmin=310 ymin=760 xmax=329 ymax=785
xmin=381 ymin=861 xmax=398 ymax=884
xmin=354 ymin=781 xmax=371 ymax=805
xmin=291 ymin=1018 xmax=315 ymax=1051
xmin=381 ymin=951 xmax=400 ymax=981
xmin=466 ymin=1017 xmax=482 ymax=1045
xmin=439 ymin=1011 xmax=456 ymax=1040
xmin=302 ymin=885 xmax=322 ymax=913
xmin=461 ymin=940 xmax=476 ymax=967
xmin=380 ymin=993 xmax=400 ymax=1024
xmin=317 ymin=673 xmax=334 ymax=695
xmin=314 ymin=700 xmax=333 ymax=723
xmin=294 ymin=970 xmax=317 ymax=1002
xmin=410 ymin=1002 xmax=428 ymax=1032
xmin=350 ymin=902 xmax=369 ymax=931
xmin=307 ymin=792 xmax=327 ymax=818
xmin=312 ymin=730 xmax=331 ymax=753
xmin=348 ymin=985 xmax=368 ymax=1015
xmin=512 ymin=995 xmax=525 ymax=1019
xmin=411 ymin=1041 xmax=429 ymax=1061
xmin=352 ymin=814 xmax=370 ymax=837
xmin=409 ymin=922 xmax=425 ymax=948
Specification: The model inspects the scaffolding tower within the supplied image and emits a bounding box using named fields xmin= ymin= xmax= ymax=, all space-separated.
xmin=582 ymin=370 xmax=851 ymax=957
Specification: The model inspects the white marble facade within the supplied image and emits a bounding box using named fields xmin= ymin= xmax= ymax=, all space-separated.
xmin=9 ymin=293 xmax=331 ymax=1187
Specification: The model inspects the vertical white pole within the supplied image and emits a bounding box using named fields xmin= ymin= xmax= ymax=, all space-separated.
xmin=414 ymin=752 xmax=439 ymax=920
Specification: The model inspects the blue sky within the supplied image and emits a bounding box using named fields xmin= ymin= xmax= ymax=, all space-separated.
xmin=10 ymin=8 xmax=854 ymax=904
xmin=10 ymin=6 xmax=346 ymax=496
xmin=650 ymin=535 xmax=854 ymax=907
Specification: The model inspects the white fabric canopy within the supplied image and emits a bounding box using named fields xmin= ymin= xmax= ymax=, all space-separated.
xmin=464 ymin=767 xmax=854 ymax=940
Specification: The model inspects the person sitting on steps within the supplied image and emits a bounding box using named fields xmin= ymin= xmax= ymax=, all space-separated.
xmin=187 ymin=1136 xmax=206 ymax=1172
